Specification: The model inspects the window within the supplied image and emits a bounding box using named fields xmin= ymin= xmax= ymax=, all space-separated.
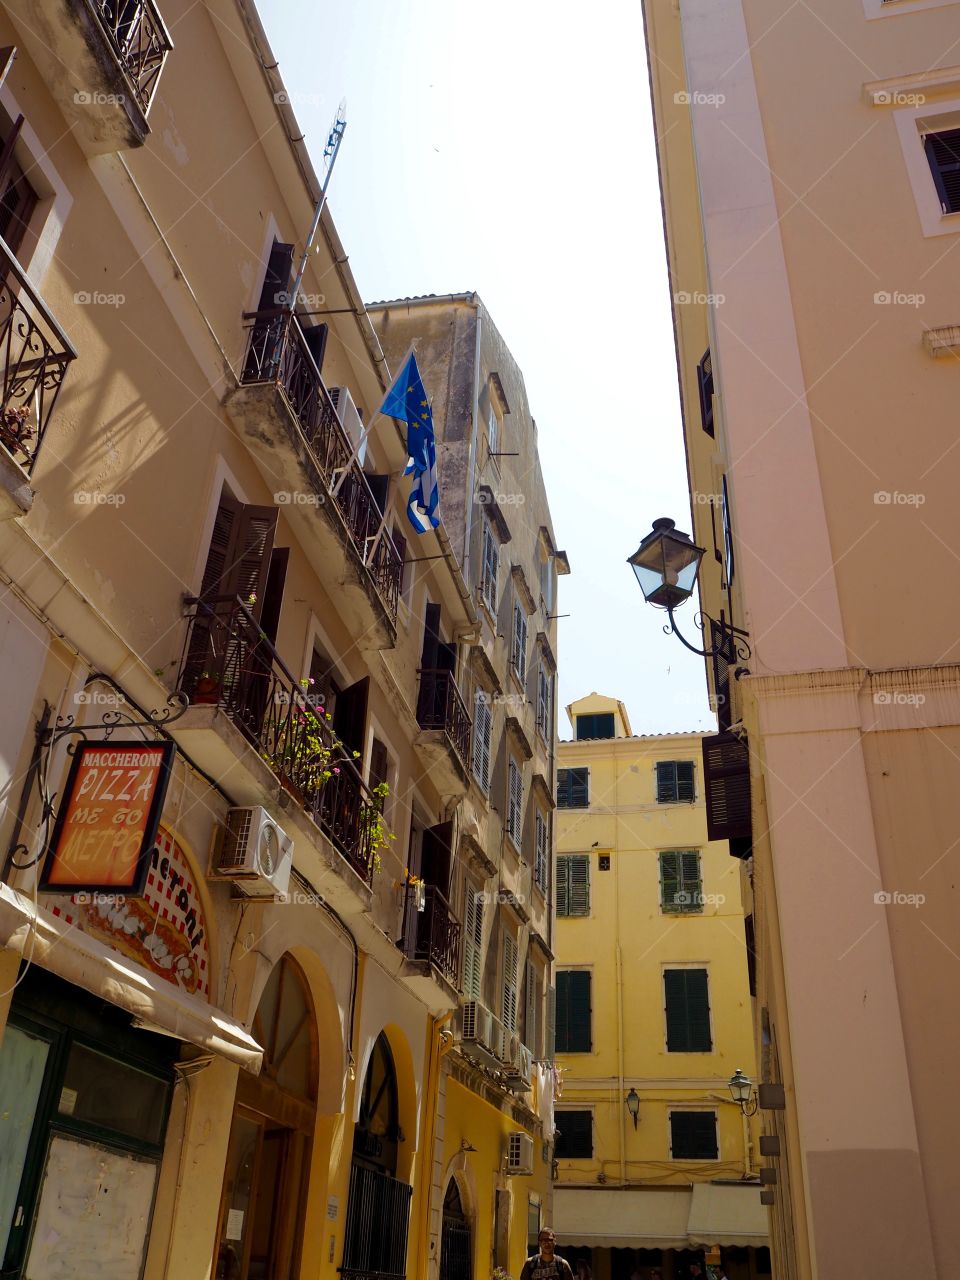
xmin=556 ymin=970 xmax=591 ymax=1053
xmin=656 ymin=760 xmax=695 ymax=804
xmin=473 ymin=690 xmax=492 ymax=792
xmin=0 ymin=149 xmax=37 ymax=261
xmin=664 ymin=968 xmax=712 ymax=1053
xmin=369 ymin=737 xmax=391 ymax=813
xmin=502 ymin=933 xmax=519 ymax=1033
xmin=697 ymin=348 xmax=714 ymax=437
xmin=480 ymin=520 xmax=499 ymax=615
xmin=512 ymin=602 xmax=527 ymax=684
xmin=659 ymin=851 xmax=703 ymax=913
xmin=670 ymin=1111 xmax=718 ymax=1160
xmin=462 ymin=887 xmax=484 ymax=999
xmin=575 ymin=713 xmax=615 ymax=740
xmin=557 ymin=767 xmax=589 ymax=809
xmin=539 ymin=552 xmax=554 ymax=613
xmin=925 ymin=128 xmax=960 ymax=214
xmin=534 ymin=813 xmax=549 ymax=895
xmin=524 ymin=959 xmax=539 ymax=1053
xmin=507 ymin=758 xmax=523 ymax=848
xmin=555 ymin=1110 xmax=592 ymax=1159
xmin=536 ymin=666 xmax=550 ymax=740
xmin=487 ymin=400 xmax=499 ymax=455
xmin=598 ymin=853 xmax=611 ymax=871
xmin=556 ymin=855 xmax=589 ymax=917
xmin=744 ymin=913 xmax=757 ymax=998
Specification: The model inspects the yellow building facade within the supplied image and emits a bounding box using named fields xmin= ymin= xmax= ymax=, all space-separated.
xmin=553 ymin=695 xmax=766 ymax=1280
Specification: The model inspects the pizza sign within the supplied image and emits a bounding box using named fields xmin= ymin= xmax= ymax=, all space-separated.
xmin=40 ymin=741 xmax=175 ymax=895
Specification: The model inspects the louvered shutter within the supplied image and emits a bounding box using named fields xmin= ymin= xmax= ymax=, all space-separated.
xmin=473 ymin=691 xmax=492 ymax=792
xmin=463 ymin=889 xmax=484 ymax=999
xmin=925 ymin=129 xmax=960 ymax=214
xmin=481 ymin=522 xmax=499 ymax=612
xmin=537 ymin=666 xmax=549 ymax=736
xmin=222 ymin=505 xmax=278 ymax=621
xmin=670 ymin=1111 xmax=718 ymax=1160
xmin=557 ymin=971 xmax=591 ymax=1053
xmin=569 ymin=855 xmax=590 ymax=916
xmin=546 ymin=984 xmax=556 ymax=1061
xmin=664 ymin=968 xmax=711 ymax=1052
xmin=556 ymin=1110 xmax=593 ymax=1159
xmin=524 ymin=959 xmax=538 ymax=1052
xmin=677 ymin=760 xmax=695 ymax=801
xmin=555 ymin=855 xmax=569 ymax=916
xmin=697 ymin=348 xmax=714 ymax=437
xmin=702 ymin=733 xmax=752 ymax=841
xmin=535 ymin=813 xmax=549 ymax=893
xmin=502 ymin=933 xmax=518 ymax=1032
xmin=513 ymin=604 xmax=527 ymax=682
xmin=508 ymin=760 xmax=523 ymax=846
xmin=681 ymin=851 xmax=702 ymax=905
xmin=660 ymin=851 xmax=680 ymax=911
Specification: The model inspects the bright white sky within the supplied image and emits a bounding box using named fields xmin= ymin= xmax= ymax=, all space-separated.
xmin=259 ymin=0 xmax=715 ymax=735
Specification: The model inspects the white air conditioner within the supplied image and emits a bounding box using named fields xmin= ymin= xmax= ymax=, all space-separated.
xmin=216 ymin=806 xmax=293 ymax=898
xmin=489 ymin=1014 xmax=508 ymax=1064
xmin=460 ymin=1000 xmax=501 ymax=1069
xmin=506 ymin=1131 xmax=534 ymax=1175
xmin=501 ymin=1031 xmax=521 ymax=1069
xmin=504 ymin=1041 xmax=534 ymax=1090
xmin=329 ymin=386 xmax=367 ymax=465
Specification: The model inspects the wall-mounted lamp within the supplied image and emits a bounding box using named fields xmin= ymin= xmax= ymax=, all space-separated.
xmin=728 ymin=1067 xmax=760 ymax=1116
xmin=625 ymin=1088 xmax=641 ymax=1130
xmin=628 ymin=519 xmax=751 ymax=669
xmin=460 ymin=1138 xmax=477 ymax=1153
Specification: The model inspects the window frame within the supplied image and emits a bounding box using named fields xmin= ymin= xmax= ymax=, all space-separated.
xmin=554 ymin=1109 xmax=593 ymax=1159
xmin=659 ymin=850 xmax=703 ymax=914
xmin=656 ymin=759 xmax=696 ymax=804
xmin=669 ymin=1109 xmax=719 ymax=1161
xmin=557 ymin=767 xmax=589 ymax=809
xmin=663 ymin=967 xmax=713 ymax=1054
xmin=555 ymin=969 xmax=592 ymax=1053
xmin=556 ymin=854 xmax=589 ymax=917
xmin=575 ymin=712 xmax=615 ymax=741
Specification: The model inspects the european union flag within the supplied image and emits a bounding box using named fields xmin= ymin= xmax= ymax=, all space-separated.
xmin=380 ymin=351 xmax=441 ymax=534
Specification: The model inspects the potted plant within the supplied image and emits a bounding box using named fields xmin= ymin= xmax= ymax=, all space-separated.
xmin=364 ymin=781 xmax=396 ymax=874
xmin=193 ymin=671 xmax=222 ymax=704
xmin=263 ymin=681 xmax=345 ymax=800
xmin=0 ymin=405 xmax=33 ymax=461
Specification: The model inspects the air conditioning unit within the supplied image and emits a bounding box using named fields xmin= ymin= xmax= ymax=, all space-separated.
xmin=329 ymin=386 xmax=366 ymax=465
xmin=489 ymin=1014 xmax=508 ymax=1064
xmin=216 ymin=807 xmax=293 ymax=898
xmin=460 ymin=1000 xmax=501 ymax=1069
xmin=504 ymin=1042 xmax=534 ymax=1091
xmin=506 ymin=1131 xmax=534 ymax=1175
xmin=501 ymin=1032 xmax=521 ymax=1069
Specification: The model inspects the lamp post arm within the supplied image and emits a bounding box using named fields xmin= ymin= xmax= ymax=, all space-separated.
xmin=663 ymin=607 xmax=752 ymax=668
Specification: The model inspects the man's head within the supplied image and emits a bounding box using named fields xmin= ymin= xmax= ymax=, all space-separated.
xmin=538 ymin=1228 xmax=557 ymax=1259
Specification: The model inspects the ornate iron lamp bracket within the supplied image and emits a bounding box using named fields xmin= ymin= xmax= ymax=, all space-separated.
xmin=663 ymin=608 xmax=752 ymax=676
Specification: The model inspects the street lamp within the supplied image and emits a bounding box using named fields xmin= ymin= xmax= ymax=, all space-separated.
xmin=627 ymin=518 xmax=751 ymax=667
xmin=728 ymin=1068 xmax=759 ymax=1116
xmin=625 ymin=1088 xmax=641 ymax=1129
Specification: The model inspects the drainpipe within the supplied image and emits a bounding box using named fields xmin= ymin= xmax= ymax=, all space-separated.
xmin=614 ymin=745 xmax=626 ymax=1186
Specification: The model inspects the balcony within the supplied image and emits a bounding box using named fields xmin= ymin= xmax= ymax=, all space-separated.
xmin=414 ymin=668 xmax=471 ymax=795
xmin=172 ymin=595 xmax=383 ymax=889
xmin=0 ymin=238 xmax=76 ymax=516
xmin=224 ymin=309 xmax=403 ymax=648
xmin=398 ymin=883 xmax=461 ymax=1007
xmin=11 ymin=0 xmax=172 ymax=155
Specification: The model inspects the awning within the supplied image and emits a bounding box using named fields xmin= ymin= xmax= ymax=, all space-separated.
xmin=686 ymin=1183 xmax=769 ymax=1248
xmin=0 ymin=883 xmax=263 ymax=1072
xmin=553 ymin=1189 xmax=692 ymax=1250
xmin=554 ymin=1184 xmax=769 ymax=1250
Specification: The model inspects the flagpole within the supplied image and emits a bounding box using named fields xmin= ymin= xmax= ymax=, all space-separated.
xmin=329 ymin=341 xmax=418 ymax=499
xmin=289 ymin=102 xmax=346 ymax=312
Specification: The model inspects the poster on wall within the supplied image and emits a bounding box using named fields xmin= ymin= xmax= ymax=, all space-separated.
xmin=39 ymin=741 xmax=175 ymax=896
xmin=23 ymin=1134 xmax=158 ymax=1280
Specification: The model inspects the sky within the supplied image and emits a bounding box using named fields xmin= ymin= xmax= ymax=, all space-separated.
xmin=259 ymin=0 xmax=715 ymax=736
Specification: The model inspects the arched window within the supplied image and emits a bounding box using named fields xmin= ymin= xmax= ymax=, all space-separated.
xmin=441 ymin=1180 xmax=472 ymax=1280
xmin=342 ymin=1033 xmax=412 ymax=1280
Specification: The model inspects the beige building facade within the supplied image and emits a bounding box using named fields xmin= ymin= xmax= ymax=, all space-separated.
xmin=643 ymin=1 xmax=960 ymax=1276
xmin=0 ymin=7 xmax=561 ymax=1280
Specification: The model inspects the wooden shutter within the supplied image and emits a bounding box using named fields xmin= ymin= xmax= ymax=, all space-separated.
xmin=671 ymin=1111 xmax=718 ymax=1160
xmin=333 ymin=676 xmax=369 ymax=757
xmin=660 ymin=851 xmax=680 ymax=911
xmin=512 ymin=604 xmax=527 ymax=682
xmin=482 ymin=521 xmax=499 ymax=612
xmin=256 ymin=240 xmax=295 ymax=311
xmin=702 ymin=733 xmax=752 ymax=841
xmin=301 ymin=322 xmax=328 ymax=376
xmin=537 ymin=666 xmax=549 ymax=736
xmin=199 ymin=494 xmax=278 ymax=620
xmin=473 ymin=691 xmax=491 ymax=791
xmin=569 ymin=855 xmax=589 ymax=916
xmin=502 ymin=933 xmax=518 ymax=1032
xmin=557 ymin=971 xmax=591 ymax=1053
xmin=925 ymin=129 xmax=960 ymax=214
xmin=535 ymin=813 xmax=548 ymax=894
xmin=546 ymin=984 xmax=556 ymax=1061
xmin=365 ymin=473 xmax=389 ymax=517
xmin=463 ymin=888 xmax=483 ymax=999
xmin=555 ymin=855 xmax=569 ymax=916
xmin=677 ymin=761 xmax=695 ymax=801
xmin=556 ymin=1110 xmax=593 ymax=1159
xmin=744 ymin=913 xmax=757 ymax=997
xmin=508 ymin=759 xmax=523 ymax=845
xmin=569 ymin=768 xmax=589 ymax=807
xmin=524 ymin=959 xmax=538 ymax=1052
xmin=697 ymin=348 xmax=714 ymax=437
xmin=664 ymin=968 xmax=711 ymax=1052
xmin=681 ymin=851 xmax=701 ymax=905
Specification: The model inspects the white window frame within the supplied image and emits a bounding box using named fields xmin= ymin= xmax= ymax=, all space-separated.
xmin=890 ymin=97 xmax=960 ymax=237
xmin=487 ymin=399 xmax=500 ymax=456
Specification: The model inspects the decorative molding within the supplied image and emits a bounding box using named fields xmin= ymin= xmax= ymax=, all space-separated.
xmin=863 ymin=63 xmax=960 ymax=104
xmin=505 ymin=715 xmax=534 ymax=762
xmin=511 ymin=564 xmax=536 ymax=615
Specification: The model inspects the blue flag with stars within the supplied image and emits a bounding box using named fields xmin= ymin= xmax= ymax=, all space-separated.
xmin=380 ymin=351 xmax=441 ymax=534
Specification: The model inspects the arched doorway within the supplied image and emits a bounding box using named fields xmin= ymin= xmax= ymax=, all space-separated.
xmin=341 ymin=1033 xmax=413 ymax=1280
xmin=215 ymin=954 xmax=317 ymax=1280
xmin=441 ymin=1180 xmax=472 ymax=1280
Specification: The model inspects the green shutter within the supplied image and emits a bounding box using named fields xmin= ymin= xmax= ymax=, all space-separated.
xmin=664 ymin=968 xmax=711 ymax=1052
xmin=660 ymin=851 xmax=680 ymax=911
xmin=556 ymin=856 xmax=570 ymax=916
xmin=557 ymin=970 xmax=591 ymax=1053
xmin=569 ymin=855 xmax=590 ymax=916
xmin=681 ymin=851 xmax=702 ymax=908
xmin=546 ymin=984 xmax=556 ymax=1061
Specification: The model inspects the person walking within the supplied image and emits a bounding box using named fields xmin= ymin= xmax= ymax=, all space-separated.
xmin=519 ymin=1229 xmax=576 ymax=1280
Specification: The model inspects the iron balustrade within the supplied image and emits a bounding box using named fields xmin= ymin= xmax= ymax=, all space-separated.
xmin=92 ymin=0 xmax=173 ymax=114
xmin=341 ymin=1163 xmax=412 ymax=1280
xmin=402 ymin=884 xmax=462 ymax=987
xmin=240 ymin=307 xmax=403 ymax=620
xmin=415 ymin=668 xmax=471 ymax=770
xmin=0 ymin=235 xmax=76 ymax=477
xmin=179 ymin=594 xmax=383 ymax=881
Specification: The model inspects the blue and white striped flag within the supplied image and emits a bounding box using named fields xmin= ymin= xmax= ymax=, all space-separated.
xmin=379 ymin=351 xmax=441 ymax=534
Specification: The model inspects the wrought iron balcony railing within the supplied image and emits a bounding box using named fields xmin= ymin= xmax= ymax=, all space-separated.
xmin=92 ymin=0 xmax=173 ymax=114
xmin=401 ymin=883 xmax=462 ymax=987
xmin=415 ymin=668 xmax=471 ymax=770
xmin=0 ymin=236 xmax=76 ymax=477
xmin=179 ymin=594 xmax=384 ymax=882
xmin=240 ymin=307 xmax=403 ymax=621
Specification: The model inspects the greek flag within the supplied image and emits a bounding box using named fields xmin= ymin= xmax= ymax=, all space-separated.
xmin=380 ymin=351 xmax=441 ymax=534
